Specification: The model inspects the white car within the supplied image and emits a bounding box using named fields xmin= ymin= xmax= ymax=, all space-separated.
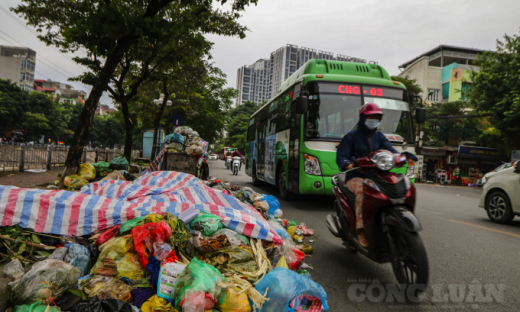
xmin=209 ymin=154 xmax=217 ymax=160
xmin=481 ymin=163 xmax=511 ymax=185
xmin=479 ymin=162 xmax=520 ymax=224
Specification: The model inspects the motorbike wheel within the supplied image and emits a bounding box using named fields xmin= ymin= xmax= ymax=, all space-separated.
xmin=390 ymin=228 xmax=429 ymax=291
xmin=277 ymin=166 xmax=293 ymax=200
xmin=234 ymin=166 xmax=238 ymax=175
xmin=252 ymin=164 xmax=261 ymax=186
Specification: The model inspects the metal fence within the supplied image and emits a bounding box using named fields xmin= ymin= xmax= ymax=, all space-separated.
xmin=0 ymin=143 xmax=141 ymax=172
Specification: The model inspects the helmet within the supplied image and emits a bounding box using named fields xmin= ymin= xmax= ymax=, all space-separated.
xmin=359 ymin=102 xmax=384 ymax=116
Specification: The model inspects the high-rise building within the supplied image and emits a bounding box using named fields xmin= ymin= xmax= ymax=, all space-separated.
xmin=235 ymin=58 xmax=270 ymax=106
xmin=236 ymin=44 xmax=371 ymax=105
xmin=0 ymin=45 xmax=36 ymax=91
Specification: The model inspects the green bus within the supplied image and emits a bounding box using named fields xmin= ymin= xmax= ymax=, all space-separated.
xmin=245 ymin=59 xmax=419 ymax=198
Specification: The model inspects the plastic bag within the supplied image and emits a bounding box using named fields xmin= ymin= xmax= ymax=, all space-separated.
xmin=202 ymin=246 xmax=257 ymax=273
xmin=153 ymin=242 xmax=173 ymax=261
xmin=91 ymin=235 xmax=146 ymax=280
xmin=13 ymin=301 xmax=61 ymax=312
xmin=165 ymin=133 xmax=185 ymax=145
xmin=110 ymin=156 xmax=129 ymax=171
xmin=174 ymin=126 xmax=194 ymax=136
xmin=3 ymin=258 xmax=24 ymax=281
xmin=216 ymin=287 xmax=251 ymax=312
xmin=289 ymin=294 xmax=324 ymax=311
xmin=87 ymin=244 xmax=100 ymax=269
xmin=102 ymin=170 xmax=126 ymax=181
xmin=71 ymin=295 xmax=135 ymax=312
xmin=93 ymin=161 xmax=112 ymax=177
xmin=157 ymin=262 xmax=186 ymax=301
xmin=254 ymin=268 xmax=329 ymax=312
xmin=81 ymin=276 xmax=133 ymax=302
xmin=253 ymin=201 xmax=269 ymax=212
xmin=120 ymin=216 xmax=146 ymax=234
xmin=66 ymin=243 xmax=91 ymax=276
xmin=281 ymin=238 xmax=305 ymax=271
xmin=190 ymin=229 xmax=249 ymax=253
xmin=186 ymin=145 xmax=203 ymax=156
xmin=268 ymin=221 xmax=290 ymax=240
xmin=141 ymin=295 xmax=177 ymax=312
xmin=180 ymin=291 xmax=215 ymax=312
xmin=132 ymin=221 xmax=172 ymax=267
xmin=11 ymin=259 xmax=81 ymax=305
xmin=189 ymin=212 xmax=223 ymax=236
xmin=95 ymin=224 xmax=122 ymax=246
xmin=64 ymin=174 xmax=89 ymax=190
xmin=79 ymin=163 xmax=97 ymax=181
xmin=263 ymin=195 xmax=281 ymax=216
xmin=296 ymin=223 xmax=314 ymax=236
xmin=174 ymin=257 xmax=227 ymax=310
xmin=250 ymin=193 xmax=263 ymax=202
xmin=48 ymin=247 xmax=68 ymax=261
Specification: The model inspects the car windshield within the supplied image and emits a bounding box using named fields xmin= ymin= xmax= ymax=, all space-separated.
xmin=305 ymin=94 xmax=413 ymax=142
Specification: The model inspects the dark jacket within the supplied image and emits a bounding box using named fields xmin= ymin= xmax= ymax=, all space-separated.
xmin=336 ymin=115 xmax=400 ymax=179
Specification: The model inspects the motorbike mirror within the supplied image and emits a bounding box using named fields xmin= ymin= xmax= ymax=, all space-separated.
xmin=415 ymin=107 xmax=426 ymax=124
xmin=295 ymin=96 xmax=308 ymax=114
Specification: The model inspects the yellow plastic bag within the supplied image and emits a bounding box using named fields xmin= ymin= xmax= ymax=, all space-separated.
xmin=276 ymin=256 xmax=289 ymax=269
xmin=91 ymin=235 xmax=146 ymax=280
xmin=79 ymin=163 xmax=96 ymax=181
xmin=141 ymin=295 xmax=179 ymax=312
xmin=216 ymin=287 xmax=251 ymax=312
xmin=82 ymin=276 xmax=133 ymax=303
xmin=64 ymin=174 xmax=89 ymax=190
xmin=287 ymin=226 xmax=297 ymax=236
xmin=144 ymin=213 xmax=164 ymax=224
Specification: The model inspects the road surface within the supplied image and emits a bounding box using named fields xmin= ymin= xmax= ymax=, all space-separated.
xmin=209 ymin=160 xmax=519 ymax=311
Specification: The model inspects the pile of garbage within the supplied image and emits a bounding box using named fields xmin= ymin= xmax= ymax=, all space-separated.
xmin=58 ymin=157 xmax=138 ymax=190
xmin=0 ymin=170 xmax=328 ymax=312
xmin=163 ymin=126 xmax=208 ymax=156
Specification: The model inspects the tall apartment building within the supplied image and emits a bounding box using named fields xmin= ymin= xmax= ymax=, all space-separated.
xmin=236 ymin=44 xmax=371 ymax=105
xmin=0 ymin=45 xmax=36 ymax=91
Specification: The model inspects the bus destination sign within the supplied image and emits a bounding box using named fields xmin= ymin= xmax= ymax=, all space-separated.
xmin=318 ymin=82 xmax=404 ymax=99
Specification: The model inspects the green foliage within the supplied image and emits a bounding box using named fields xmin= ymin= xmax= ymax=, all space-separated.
xmin=468 ymin=31 xmax=520 ymax=154
xmin=224 ymin=101 xmax=260 ymax=152
xmin=390 ymin=75 xmax=422 ymax=111
xmin=0 ymin=225 xmax=56 ymax=265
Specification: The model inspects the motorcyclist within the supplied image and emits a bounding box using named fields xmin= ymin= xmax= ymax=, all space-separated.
xmin=231 ymin=150 xmax=242 ymax=170
xmin=336 ymin=103 xmax=416 ymax=247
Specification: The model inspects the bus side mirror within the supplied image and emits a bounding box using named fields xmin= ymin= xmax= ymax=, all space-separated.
xmin=416 ymin=107 xmax=426 ymax=124
xmin=295 ymin=96 xmax=308 ymax=114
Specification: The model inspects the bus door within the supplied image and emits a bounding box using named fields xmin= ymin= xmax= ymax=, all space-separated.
xmin=288 ymin=100 xmax=301 ymax=193
xmin=257 ymin=120 xmax=267 ymax=180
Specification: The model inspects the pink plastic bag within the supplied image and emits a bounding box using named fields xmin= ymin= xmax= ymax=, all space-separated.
xmin=281 ymin=238 xmax=305 ymax=271
xmin=132 ymin=221 xmax=172 ymax=267
xmin=95 ymin=224 xmax=122 ymax=246
xmin=180 ymin=291 xmax=215 ymax=312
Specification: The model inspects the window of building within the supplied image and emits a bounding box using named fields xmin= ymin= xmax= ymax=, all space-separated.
xmin=290 ymin=66 xmax=296 ymax=72
xmin=243 ymin=87 xmax=249 ymax=93
xmin=428 ymin=89 xmax=440 ymax=102
xmin=27 ymin=61 xmax=35 ymax=71
xmin=21 ymin=60 xmax=26 ymax=70
xmin=19 ymin=72 xmax=26 ymax=82
xmin=244 ymin=77 xmax=250 ymax=83
xmin=290 ymin=54 xmax=296 ymax=61
xmin=242 ymin=94 xmax=249 ymax=100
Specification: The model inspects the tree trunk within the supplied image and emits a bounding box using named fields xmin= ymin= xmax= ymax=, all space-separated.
xmin=59 ymin=47 xmax=132 ymax=187
xmin=121 ymin=99 xmax=134 ymax=163
xmin=151 ymin=113 xmax=161 ymax=160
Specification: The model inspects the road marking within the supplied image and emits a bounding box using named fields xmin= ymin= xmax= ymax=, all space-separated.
xmin=449 ymin=220 xmax=520 ymax=238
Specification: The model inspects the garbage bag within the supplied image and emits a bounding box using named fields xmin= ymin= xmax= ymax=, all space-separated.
xmin=216 ymin=287 xmax=251 ymax=312
xmin=91 ymin=235 xmax=146 ymax=280
xmin=253 ymin=200 xmax=269 ymax=212
xmin=174 ymin=257 xmax=227 ymax=310
xmin=202 ymin=246 xmax=257 ymax=273
xmin=120 ymin=216 xmax=146 ymax=234
xmin=87 ymin=244 xmax=100 ymax=268
xmin=64 ymin=174 xmax=89 ymax=190
xmin=158 ymin=262 xmax=186 ymax=301
xmin=153 ymin=242 xmax=173 ymax=261
xmin=132 ymin=221 xmax=172 ymax=267
xmin=130 ymin=288 xmax=156 ymax=308
xmin=141 ymin=295 xmax=178 ymax=312
xmin=101 ymin=170 xmax=126 ymax=181
xmin=66 ymin=243 xmax=91 ymax=276
xmin=254 ymin=267 xmax=329 ymax=312
xmin=280 ymin=239 xmax=305 ymax=271
xmin=189 ymin=212 xmax=223 ymax=236
xmin=268 ymin=221 xmax=290 ymax=240
xmin=95 ymin=224 xmax=122 ymax=246
xmin=81 ymin=276 xmax=133 ymax=302
xmin=191 ymin=229 xmax=249 ymax=252
xmin=263 ymin=195 xmax=281 ymax=215
xmin=13 ymin=301 xmax=61 ymax=312
xmin=3 ymin=258 xmax=24 ymax=281
xmin=123 ymin=172 xmax=137 ymax=181
xmin=93 ymin=161 xmax=112 ymax=178
xmin=11 ymin=259 xmax=81 ymax=305
xmin=110 ymin=156 xmax=129 ymax=171
xmin=144 ymin=213 xmax=164 ymax=224
xmin=165 ymin=133 xmax=185 ymax=145
xmin=71 ymin=296 xmax=134 ymax=312
xmin=180 ymin=291 xmax=216 ymax=312
xmin=54 ymin=290 xmax=83 ymax=311
xmin=174 ymin=126 xmax=194 ymax=136
xmin=79 ymin=163 xmax=96 ymax=181
xmin=48 ymin=247 xmax=68 ymax=261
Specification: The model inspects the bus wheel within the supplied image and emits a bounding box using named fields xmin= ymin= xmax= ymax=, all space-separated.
xmin=252 ymin=163 xmax=261 ymax=186
xmin=278 ymin=166 xmax=293 ymax=200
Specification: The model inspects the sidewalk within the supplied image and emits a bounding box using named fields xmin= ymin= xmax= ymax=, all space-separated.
xmin=415 ymin=182 xmax=482 ymax=189
xmin=0 ymin=166 xmax=64 ymax=188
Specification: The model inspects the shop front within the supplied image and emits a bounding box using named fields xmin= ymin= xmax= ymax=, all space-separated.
xmin=421 ymin=147 xmax=449 ymax=182
xmin=450 ymin=146 xmax=503 ymax=186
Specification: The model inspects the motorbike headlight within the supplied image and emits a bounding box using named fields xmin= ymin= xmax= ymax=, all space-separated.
xmin=406 ymin=164 xmax=415 ymax=178
xmin=364 ymin=179 xmax=380 ymax=192
xmin=371 ymin=152 xmax=395 ymax=171
xmin=404 ymin=177 xmax=411 ymax=190
xmin=304 ymin=154 xmax=321 ymax=176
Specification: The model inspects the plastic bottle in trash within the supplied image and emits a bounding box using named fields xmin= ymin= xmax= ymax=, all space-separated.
xmin=153 ymin=242 xmax=173 ymax=261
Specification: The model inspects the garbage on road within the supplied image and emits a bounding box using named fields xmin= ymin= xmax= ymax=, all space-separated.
xmin=0 ymin=166 xmax=326 ymax=311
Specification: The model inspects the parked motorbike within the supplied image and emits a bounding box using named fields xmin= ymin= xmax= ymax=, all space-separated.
xmin=326 ymin=150 xmax=429 ymax=290
xmin=232 ymin=156 xmax=240 ymax=175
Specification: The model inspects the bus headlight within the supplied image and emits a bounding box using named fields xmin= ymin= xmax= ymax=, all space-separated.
xmin=304 ymin=154 xmax=321 ymax=176
xmin=371 ymin=152 xmax=395 ymax=171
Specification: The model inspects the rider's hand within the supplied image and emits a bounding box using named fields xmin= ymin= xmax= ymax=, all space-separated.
xmin=346 ymin=163 xmax=354 ymax=170
xmin=407 ymin=158 xmax=415 ymax=163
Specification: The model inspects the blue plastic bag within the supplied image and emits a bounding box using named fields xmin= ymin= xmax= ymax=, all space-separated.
xmin=254 ymin=267 xmax=329 ymax=311
xmin=165 ymin=133 xmax=185 ymax=144
xmin=65 ymin=243 xmax=91 ymax=276
xmin=263 ymin=195 xmax=281 ymax=216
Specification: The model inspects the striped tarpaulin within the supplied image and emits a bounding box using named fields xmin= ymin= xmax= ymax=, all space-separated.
xmin=0 ymin=171 xmax=282 ymax=244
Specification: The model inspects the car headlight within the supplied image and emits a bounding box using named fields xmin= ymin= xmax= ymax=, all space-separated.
xmin=364 ymin=179 xmax=380 ymax=192
xmin=371 ymin=152 xmax=395 ymax=171
xmin=304 ymin=154 xmax=321 ymax=175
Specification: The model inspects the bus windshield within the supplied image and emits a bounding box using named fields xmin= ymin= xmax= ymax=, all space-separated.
xmin=305 ymin=84 xmax=413 ymax=143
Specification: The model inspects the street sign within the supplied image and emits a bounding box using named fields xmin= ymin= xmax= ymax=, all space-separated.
xmin=171 ymin=115 xmax=184 ymax=127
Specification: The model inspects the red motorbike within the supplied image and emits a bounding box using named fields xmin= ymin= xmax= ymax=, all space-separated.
xmin=327 ymin=150 xmax=429 ymax=289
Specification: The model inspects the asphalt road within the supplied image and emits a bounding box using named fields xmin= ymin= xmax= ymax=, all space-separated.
xmin=209 ymin=160 xmax=520 ymax=311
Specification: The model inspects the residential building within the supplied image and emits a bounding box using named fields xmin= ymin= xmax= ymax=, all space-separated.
xmin=0 ymin=45 xmax=36 ymax=91
xmin=236 ymin=44 xmax=371 ymax=105
xmin=398 ymin=45 xmax=484 ymax=104
xmin=34 ymin=79 xmax=87 ymax=104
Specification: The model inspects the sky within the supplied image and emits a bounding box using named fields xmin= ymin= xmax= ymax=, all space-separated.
xmin=1 ymin=0 xmax=520 ymax=105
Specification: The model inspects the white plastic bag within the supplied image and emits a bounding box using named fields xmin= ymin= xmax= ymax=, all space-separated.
xmin=3 ymin=258 xmax=24 ymax=281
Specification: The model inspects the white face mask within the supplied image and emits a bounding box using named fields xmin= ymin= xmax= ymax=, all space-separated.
xmin=365 ymin=119 xmax=380 ymax=130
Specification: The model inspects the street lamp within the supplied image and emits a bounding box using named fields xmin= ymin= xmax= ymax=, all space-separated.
xmin=153 ymin=94 xmax=172 ymax=155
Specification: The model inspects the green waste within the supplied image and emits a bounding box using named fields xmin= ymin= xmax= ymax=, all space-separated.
xmin=189 ymin=212 xmax=224 ymax=236
xmin=119 ymin=216 xmax=146 ymax=234
xmin=13 ymin=301 xmax=61 ymax=312
xmin=110 ymin=157 xmax=129 ymax=171
xmin=93 ymin=161 xmax=112 ymax=178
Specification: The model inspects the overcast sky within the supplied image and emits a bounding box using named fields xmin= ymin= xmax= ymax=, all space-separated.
xmin=1 ymin=0 xmax=520 ymax=105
